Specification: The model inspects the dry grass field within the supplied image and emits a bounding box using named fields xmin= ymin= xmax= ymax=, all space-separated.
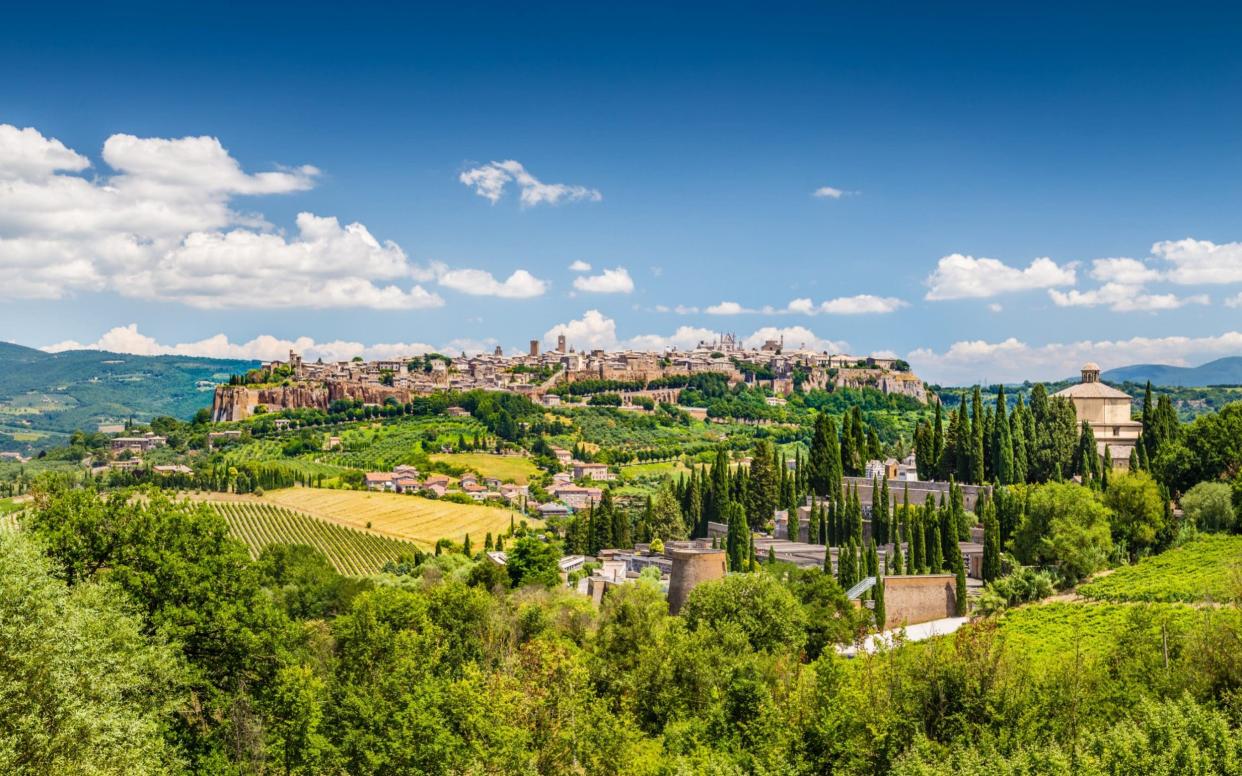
xmin=428 ymin=452 xmax=540 ymax=484
xmin=259 ymin=487 xmax=536 ymax=548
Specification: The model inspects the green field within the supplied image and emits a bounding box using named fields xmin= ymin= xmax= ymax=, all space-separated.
xmin=209 ymin=501 xmax=417 ymax=576
xmin=1078 ymin=534 xmax=1242 ymax=603
xmin=428 ymin=452 xmax=539 ymax=483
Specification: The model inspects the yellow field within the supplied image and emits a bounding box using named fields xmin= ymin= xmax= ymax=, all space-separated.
xmin=428 ymin=452 xmax=539 ymax=484
xmin=261 ymin=487 xmax=536 ymax=549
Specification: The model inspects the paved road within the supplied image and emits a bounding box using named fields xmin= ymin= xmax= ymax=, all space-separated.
xmin=836 ymin=616 xmax=970 ymax=657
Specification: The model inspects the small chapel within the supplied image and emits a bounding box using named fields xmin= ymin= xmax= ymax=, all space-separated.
xmin=1052 ymin=362 xmax=1143 ymax=470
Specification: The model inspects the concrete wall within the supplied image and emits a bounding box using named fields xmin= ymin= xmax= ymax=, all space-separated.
xmin=667 ymin=548 xmax=727 ymax=615
xmin=882 ymin=575 xmax=956 ymax=630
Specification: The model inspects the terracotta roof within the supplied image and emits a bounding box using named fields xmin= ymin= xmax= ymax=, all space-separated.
xmin=1053 ymin=382 xmax=1132 ymax=400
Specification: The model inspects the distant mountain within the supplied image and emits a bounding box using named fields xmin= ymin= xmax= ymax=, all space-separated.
xmin=0 ymin=342 xmax=257 ymax=453
xmin=1102 ymin=357 xmax=1242 ymax=387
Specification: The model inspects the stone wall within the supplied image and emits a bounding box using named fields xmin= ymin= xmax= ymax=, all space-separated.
xmin=210 ymin=382 xmax=421 ymax=422
xmin=881 ymin=575 xmax=956 ymax=630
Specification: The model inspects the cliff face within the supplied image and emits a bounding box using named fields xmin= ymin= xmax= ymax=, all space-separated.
xmin=210 ymin=383 xmax=419 ymax=421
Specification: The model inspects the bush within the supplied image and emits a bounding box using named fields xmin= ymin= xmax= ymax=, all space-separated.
xmin=1181 ymin=481 xmax=1236 ymax=533
xmin=975 ymin=566 xmax=1056 ymax=616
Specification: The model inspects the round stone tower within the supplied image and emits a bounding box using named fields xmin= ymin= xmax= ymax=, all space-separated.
xmin=667 ymin=547 xmax=727 ymax=614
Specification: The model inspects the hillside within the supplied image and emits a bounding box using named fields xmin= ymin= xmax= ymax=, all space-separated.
xmin=1102 ymin=356 xmax=1242 ymax=387
xmin=0 ymin=341 xmax=256 ymax=453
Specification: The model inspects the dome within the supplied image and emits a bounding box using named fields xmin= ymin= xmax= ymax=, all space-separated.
xmin=1081 ymin=361 xmax=1101 ymax=372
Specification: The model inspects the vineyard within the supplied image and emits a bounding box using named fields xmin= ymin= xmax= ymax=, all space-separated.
xmin=263 ymin=487 xmax=535 ymax=548
xmin=209 ymin=501 xmax=417 ymax=576
xmin=996 ymin=601 xmax=1202 ymax=666
xmin=1078 ymin=534 xmax=1242 ymax=603
xmin=313 ymin=417 xmax=487 ymax=470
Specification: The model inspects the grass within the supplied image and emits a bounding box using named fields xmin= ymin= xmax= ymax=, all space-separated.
xmin=1077 ymin=534 xmax=1242 ymax=603
xmin=257 ymin=487 xmax=536 ymax=549
xmin=208 ymin=501 xmax=417 ymax=576
xmin=428 ymin=452 xmax=539 ymax=484
xmin=995 ymin=601 xmax=1202 ymax=665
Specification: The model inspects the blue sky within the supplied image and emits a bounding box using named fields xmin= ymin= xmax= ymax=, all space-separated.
xmin=2 ymin=1 xmax=1242 ymax=383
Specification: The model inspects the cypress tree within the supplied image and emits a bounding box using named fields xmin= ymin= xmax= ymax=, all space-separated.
xmin=892 ymin=534 xmax=904 ymax=576
xmin=970 ymin=386 xmax=986 ymax=484
xmin=932 ymin=399 xmax=945 ymax=474
xmin=874 ymin=576 xmax=887 ymax=630
xmin=1011 ymin=394 xmax=1029 ymax=484
xmin=766 ymin=545 xmax=776 ymax=565
xmin=927 ymin=506 xmax=944 ymax=572
xmin=725 ymin=502 xmax=748 ymax=572
xmin=463 ymin=533 xmax=472 ymax=557
xmin=866 ymin=538 xmax=879 ymax=578
xmin=955 ymin=560 xmax=968 ymax=616
xmin=981 ymin=492 xmax=1000 ymax=582
xmin=994 ymin=384 xmax=1014 ymax=484
xmin=878 ymin=476 xmax=891 ymax=545
xmin=911 ymin=507 xmax=925 ymax=573
xmin=484 ymin=532 xmax=494 ymax=552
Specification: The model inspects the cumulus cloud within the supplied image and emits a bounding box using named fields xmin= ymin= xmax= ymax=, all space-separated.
xmin=907 ymin=331 xmax=1242 ymax=385
xmin=1226 ymin=292 xmax=1242 ymax=309
xmin=802 ymin=294 xmax=907 ymax=315
xmin=1151 ymin=238 xmax=1242 ymax=285
xmin=924 ymin=254 xmax=1076 ymax=300
xmin=0 ymin=124 xmax=483 ymax=310
xmin=743 ymin=326 xmax=848 ymax=353
xmin=1048 ymin=283 xmax=1209 ymax=313
xmin=437 ymin=267 xmax=547 ymax=299
xmin=41 ymin=323 xmax=441 ymax=363
xmin=568 ymin=260 xmax=592 ymax=272
xmin=541 ymin=311 xmax=849 ymax=354
xmin=459 ymin=159 xmax=601 ymax=207
xmin=811 ymin=186 xmax=848 ymax=199
xmin=706 ymin=301 xmax=751 ymax=315
xmin=572 ymin=266 xmax=634 ymax=294
xmin=1090 ymin=257 xmax=1163 ymax=285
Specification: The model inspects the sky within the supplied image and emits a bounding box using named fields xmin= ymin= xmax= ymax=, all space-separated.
xmin=2 ymin=1 xmax=1242 ymax=384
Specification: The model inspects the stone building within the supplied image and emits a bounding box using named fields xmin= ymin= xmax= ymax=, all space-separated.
xmin=1053 ymin=363 xmax=1142 ymax=469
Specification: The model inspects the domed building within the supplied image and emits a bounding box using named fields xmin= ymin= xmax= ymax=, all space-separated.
xmin=1052 ymin=362 xmax=1142 ymax=470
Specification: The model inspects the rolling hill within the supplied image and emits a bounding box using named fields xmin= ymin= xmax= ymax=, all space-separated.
xmin=1102 ymin=357 xmax=1242 ymax=387
xmin=0 ymin=341 xmax=256 ymax=453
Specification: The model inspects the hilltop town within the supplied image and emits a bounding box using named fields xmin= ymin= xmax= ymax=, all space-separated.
xmin=211 ymin=333 xmax=928 ymax=421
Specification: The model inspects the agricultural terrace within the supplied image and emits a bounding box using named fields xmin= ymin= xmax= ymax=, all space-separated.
xmin=994 ymin=601 xmax=1205 ymax=665
xmin=1078 ymin=534 xmax=1242 ymax=604
xmin=209 ymin=501 xmax=416 ymax=576
xmin=428 ymin=452 xmax=539 ymax=484
xmin=316 ymin=416 xmax=488 ymax=470
xmin=263 ymin=487 xmax=535 ymax=549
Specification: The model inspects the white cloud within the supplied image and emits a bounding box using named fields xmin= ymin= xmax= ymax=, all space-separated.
xmin=1151 ymin=238 xmax=1242 ymax=285
xmin=0 ymin=124 xmax=467 ymax=310
xmin=543 ymin=310 xmax=619 ymax=351
xmin=743 ymin=326 xmax=848 ymax=353
xmin=572 ymin=266 xmax=634 ymax=294
xmin=42 ymin=323 xmax=440 ymax=363
xmin=459 ymin=159 xmax=601 ymax=207
xmin=925 ymin=254 xmax=1077 ymax=300
xmin=908 ymin=331 xmax=1242 ymax=385
xmin=437 ymin=268 xmax=547 ymax=299
xmin=1226 ymin=292 xmax=1242 ymax=309
xmin=1090 ymin=257 xmax=1163 ymax=285
xmin=568 ymin=260 xmax=592 ymax=272
xmin=816 ymin=294 xmax=907 ymax=315
xmin=1049 ymin=283 xmax=1209 ymax=313
xmin=541 ymin=312 xmax=848 ymax=354
xmin=812 ymin=186 xmax=846 ymax=199
xmin=988 ymin=303 xmax=1003 ymax=313
xmin=0 ymin=124 xmax=90 ymax=180
xmin=706 ymin=301 xmax=751 ymax=315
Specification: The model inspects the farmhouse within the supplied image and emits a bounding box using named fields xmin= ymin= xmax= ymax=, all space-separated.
xmin=110 ymin=434 xmax=166 ymax=453
xmin=572 ymin=462 xmax=615 ymax=481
